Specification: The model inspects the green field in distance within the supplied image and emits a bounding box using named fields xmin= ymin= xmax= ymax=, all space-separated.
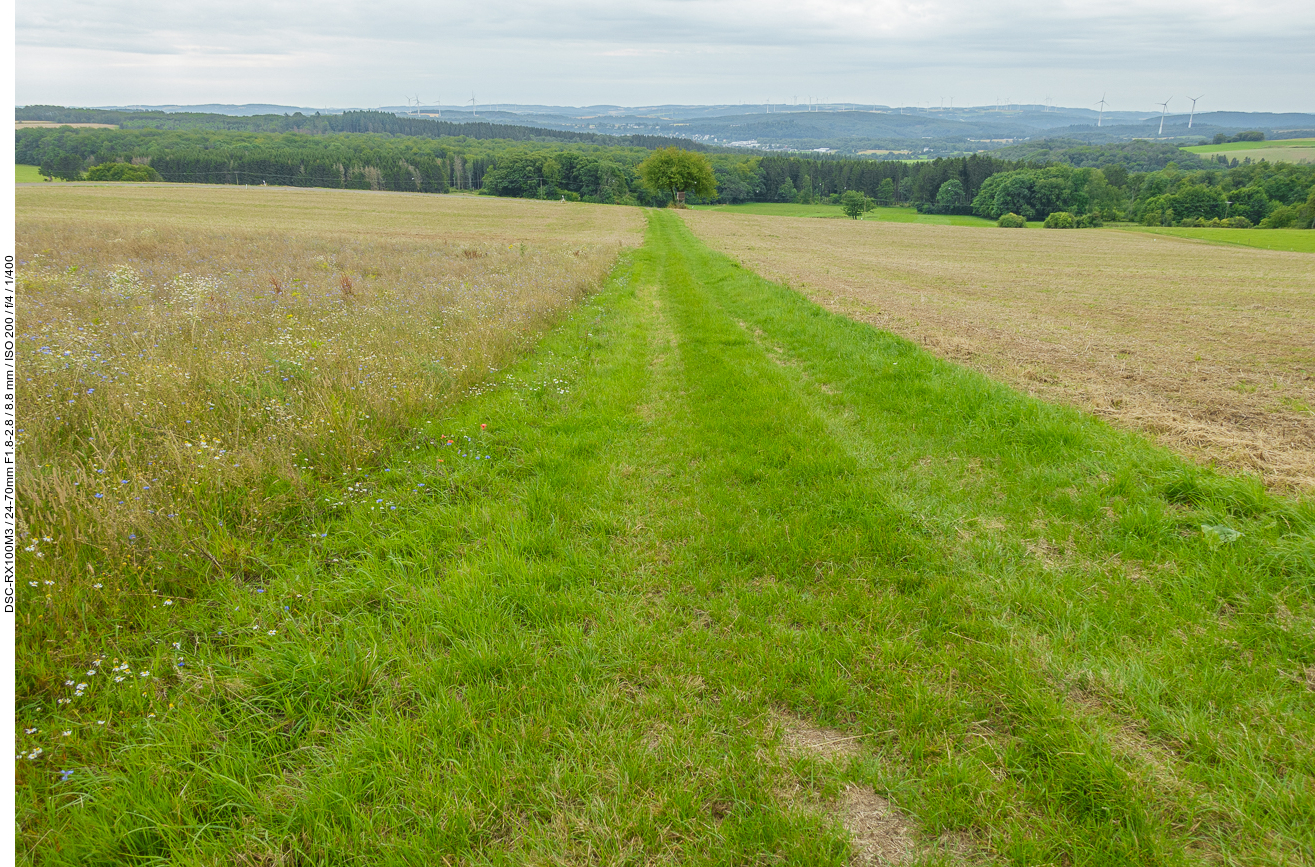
xmin=1181 ymin=138 xmax=1315 ymax=153
xmin=1181 ymin=139 xmax=1315 ymax=164
xmin=691 ymin=201 xmax=1005 ymax=226
xmin=1123 ymin=225 xmax=1315 ymax=253
xmin=16 ymin=164 xmax=48 ymax=183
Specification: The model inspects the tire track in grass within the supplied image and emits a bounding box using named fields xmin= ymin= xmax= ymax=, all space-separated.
xmin=639 ymin=211 xmax=1203 ymax=865
xmin=37 ymin=248 xmax=856 ymax=865
xmin=665 ymin=210 xmax=1314 ymax=865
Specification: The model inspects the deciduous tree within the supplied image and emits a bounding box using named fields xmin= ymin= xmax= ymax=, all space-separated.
xmin=840 ymin=190 xmax=867 ymax=219
xmin=637 ymin=147 xmax=716 ymax=207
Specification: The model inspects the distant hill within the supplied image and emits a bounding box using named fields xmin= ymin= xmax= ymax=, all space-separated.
xmin=18 ymin=102 xmax=1315 ymax=158
xmin=1174 ymin=111 xmax=1315 ymax=135
xmin=446 ymin=106 xmax=1315 ymax=157
xmin=85 ymin=103 xmax=336 ymax=116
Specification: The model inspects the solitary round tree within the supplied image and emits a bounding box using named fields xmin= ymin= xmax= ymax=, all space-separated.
xmin=637 ymin=147 xmax=717 ymax=207
xmin=840 ymin=190 xmax=867 ymax=219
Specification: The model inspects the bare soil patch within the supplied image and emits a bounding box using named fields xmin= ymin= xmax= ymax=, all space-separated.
xmin=775 ymin=714 xmax=919 ymax=865
xmin=681 ymin=212 xmax=1315 ymax=491
xmin=841 ymin=786 xmax=917 ymax=866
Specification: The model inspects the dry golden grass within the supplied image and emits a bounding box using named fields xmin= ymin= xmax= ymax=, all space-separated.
xmin=681 ymin=211 xmax=1315 ymax=491
xmin=17 ymin=185 xmax=642 ymax=562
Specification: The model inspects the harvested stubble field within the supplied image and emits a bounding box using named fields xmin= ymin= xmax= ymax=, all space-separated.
xmin=16 ymin=183 xmax=640 ymax=595
xmin=680 ymin=210 xmax=1315 ymax=491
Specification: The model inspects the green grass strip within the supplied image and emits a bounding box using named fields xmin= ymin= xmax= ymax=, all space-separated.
xmin=690 ymin=201 xmax=1001 ymax=227
xmin=15 ymin=164 xmax=48 ymax=183
xmin=1181 ymin=139 xmax=1315 ymax=154
xmin=1120 ymin=225 xmax=1315 ymax=254
xmin=21 ymin=211 xmax=1315 ymax=866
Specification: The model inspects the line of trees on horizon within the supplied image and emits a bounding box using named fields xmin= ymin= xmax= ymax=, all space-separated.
xmin=16 ymin=125 xmax=1013 ymax=207
xmin=17 ymin=106 xmax=715 ymax=153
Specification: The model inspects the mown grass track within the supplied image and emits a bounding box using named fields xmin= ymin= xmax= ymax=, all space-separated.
xmin=21 ymin=210 xmax=1315 ymax=865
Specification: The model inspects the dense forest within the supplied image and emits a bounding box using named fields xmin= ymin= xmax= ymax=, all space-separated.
xmin=17 ymin=106 xmax=711 ymax=151
xmin=17 ymin=124 xmax=1315 ymax=227
xmin=989 ymin=139 xmax=1209 ymax=172
xmin=971 ymin=160 xmax=1315 ymax=227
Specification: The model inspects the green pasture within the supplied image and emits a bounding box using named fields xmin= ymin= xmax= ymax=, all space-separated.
xmin=1181 ymin=139 xmax=1315 ymax=164
xmin=692 ymin=201 xmax=1002 ymax=226
xmin=1181 ymin=138 xmax=1315 ymax=154
xmin=1124 ymin=225 xmax=1315 ymax=253
xmin=692 ymin=201 xmax=849 ymax=218
xmin=15 ymin=164 xmax=47 ymax=183
xmin=18 ymin=210 xmax=1315 ymax=864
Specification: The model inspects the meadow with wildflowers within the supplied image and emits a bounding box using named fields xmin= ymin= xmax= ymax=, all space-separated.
xmin=15 ymin=194 xmax=1315 ymax=864
xmin=15 ymin=185 xmax=640 ymax=855
xmin=17 ymin=186 xmax=636 ymax=560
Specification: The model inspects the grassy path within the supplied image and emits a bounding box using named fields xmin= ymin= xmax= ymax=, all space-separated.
xmin=25 ymin=212 xmax=1315 ymax=865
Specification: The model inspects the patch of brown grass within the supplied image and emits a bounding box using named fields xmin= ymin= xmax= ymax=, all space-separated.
xmin=16 ymin=185 xmax=641 ymax=563
xmin=680 ymin=212 xmax=1315 ymax=491
xmin=773 ymin=714 xmax=927 ymax=865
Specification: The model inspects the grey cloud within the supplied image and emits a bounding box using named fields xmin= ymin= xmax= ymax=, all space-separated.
xmin=16 ymin=0 xmax=1315 ymax=111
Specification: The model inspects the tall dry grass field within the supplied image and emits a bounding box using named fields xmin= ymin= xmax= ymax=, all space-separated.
xmin=16 ymin=184 xmax=640 ymax=636
xmin=681 ymin=211 xmax=1315 ymax=491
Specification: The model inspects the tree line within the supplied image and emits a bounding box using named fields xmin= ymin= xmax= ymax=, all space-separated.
xmin=483 ymin=150 xmax=1017 ymax=210
xmin=988 ymin=139 xmax=1209 ymax=173
xmin=971 ymin=160 xmax=1315 ymax=228
xmin=21 ymin=124 xmax=1312 ymax=228
xmin=16 ymin=126 xmax=1012 ymax=210
xmin=17 ymin=127 xmax=662 ymax=193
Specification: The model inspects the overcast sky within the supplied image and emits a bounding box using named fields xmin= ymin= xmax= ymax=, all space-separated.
xmin=16 ymin=0 xmax=1315 ymax=114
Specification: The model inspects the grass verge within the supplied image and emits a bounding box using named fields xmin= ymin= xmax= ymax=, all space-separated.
xmin=18 ymin=209 xmax=1315 ymax=865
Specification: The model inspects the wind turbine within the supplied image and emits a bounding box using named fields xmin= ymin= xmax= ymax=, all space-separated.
xmin=1095 ymin=94 xmax=1109 ymax=127
xmin=1187 ymin=95 xmax=1203 ymax=128
xmin=1157 ymin=98 xmax=1171 ymax=135
xmin=469 ymin=93 xmax=477 ymax=117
